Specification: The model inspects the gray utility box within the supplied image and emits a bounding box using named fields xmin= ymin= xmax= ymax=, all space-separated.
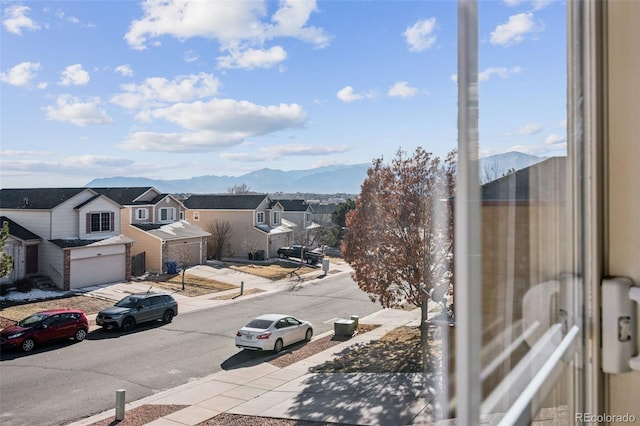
xmin=334 ymin=319 xmax=356 ymax=337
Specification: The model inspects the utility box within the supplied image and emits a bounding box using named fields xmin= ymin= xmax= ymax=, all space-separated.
xmin=334 ymin=319 xmax=356 ymax=337
xmin=322 ymin=258 xmax=330 ymax=272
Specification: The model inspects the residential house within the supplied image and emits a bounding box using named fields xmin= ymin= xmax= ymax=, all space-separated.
xmin=0 ymin=216 xmax=42 ymax=284
xmin=271 ymin=199 xmax=319 ymax=245
xmin=183 ymin=194 xmax=293 ymax=259
xmin=309 ymin=203 xmax=338 ymax=227
xmin=0 ymin=188 xmax=133 ymax=289
xmin=91 ymin=187 xmax=210 ymax=274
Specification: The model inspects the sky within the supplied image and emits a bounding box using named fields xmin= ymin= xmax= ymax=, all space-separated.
xmin=0 ymin=0 xmax=567 ymax=188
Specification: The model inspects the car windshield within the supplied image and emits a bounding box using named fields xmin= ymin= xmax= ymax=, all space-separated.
xmin=115 ymin=296 xmax=141 ymax=308
xmin=17 ymin=313 xmax=48 ymax=327
xmin=245 ymin=319 xmax=274 ymax=330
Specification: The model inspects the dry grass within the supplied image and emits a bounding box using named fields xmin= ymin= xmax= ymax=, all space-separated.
xmin=230 ymin=264 xmax=317 ymax=280
xmin=0 ymin=295 xmax=113 ymax=323
xmin=148 ymin=274 xmax=238 ymax=297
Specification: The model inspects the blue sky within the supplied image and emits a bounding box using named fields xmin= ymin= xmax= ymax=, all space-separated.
xmin=1 ymin=0 xmax=566 ymax=188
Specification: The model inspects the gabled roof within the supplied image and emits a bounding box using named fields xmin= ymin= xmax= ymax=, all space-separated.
xmin=273 ymin=199 xmax=314 ymax=212
xmin=184 ymin=194 xmax=269 ymax=210
xmin=91 ymin=187 xmax=159 ymax=205
xmin=50 ymin=234 xmax=134 ymax=249
xmin=132 ymin=220 xmax=210 ymax=240
xmin=0 ymin=216 xmax=41 ymax=241
xmin=0 ymin=188 xmax=91 ymax=210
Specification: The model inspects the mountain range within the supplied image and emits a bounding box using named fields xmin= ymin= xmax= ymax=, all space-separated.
xmin=86 ymin=152 xmax=546 ymax=195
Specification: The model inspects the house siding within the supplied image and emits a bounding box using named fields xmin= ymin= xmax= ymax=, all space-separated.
xmin=77 ymin=198 xmax=121 ymax=239
xmin=186 ymin=210 xmax=272 ymax=259
xmin=125 ymin=224 xmax=163 ymax=273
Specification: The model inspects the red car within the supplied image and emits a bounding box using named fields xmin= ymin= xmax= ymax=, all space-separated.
xmin=0 ymin=309 xmax=89 ymax=352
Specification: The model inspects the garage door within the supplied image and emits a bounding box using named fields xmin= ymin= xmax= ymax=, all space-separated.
xmin=70 ymin=253 xmax=126 ymax=289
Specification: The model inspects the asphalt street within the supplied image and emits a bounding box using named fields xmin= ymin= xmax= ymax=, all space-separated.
xmin=0 ymin=274 xmax=380 ymax=426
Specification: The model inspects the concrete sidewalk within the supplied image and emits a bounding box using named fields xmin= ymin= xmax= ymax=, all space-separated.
xmin=68 ymin=308 xmax=431 ymax=426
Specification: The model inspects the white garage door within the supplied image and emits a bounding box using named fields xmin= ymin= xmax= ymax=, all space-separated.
xmin=70 ymin=254 xmax=126 ymax=289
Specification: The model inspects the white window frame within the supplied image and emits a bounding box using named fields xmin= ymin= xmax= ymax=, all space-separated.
xmin=256 ymin=211 xmax=265 ymax=224
xmin=193 ymin=211 xmax=199 ymax=221
xmin=273 ymin=211 xmax=280 ymax=224
xmin=159 ymin=207 xmax=175 ymax=222
xmin=136 ymin=208 xmax=148 ymax=221
xmin=90 ymin=212 xmax=112 ymax=233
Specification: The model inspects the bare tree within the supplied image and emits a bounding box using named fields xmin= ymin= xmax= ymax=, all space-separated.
xmin=174 ymin=244 xmax=193 ymax=291
xmin=206 ymin=220 xmax=232 ymax=260
xmin=228 ymin=183 xmax=253 ymax=194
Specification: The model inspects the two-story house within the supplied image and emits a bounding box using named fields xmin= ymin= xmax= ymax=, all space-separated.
xmin=271 ymin=199 xmax=319 ymax=245
xmin=0 ymin=188 xmax=133 ymax=289
xmin=91 ymin=187 xmax=210 ymax=274
xmin=183 ymin=194 xmax=293 ymax=259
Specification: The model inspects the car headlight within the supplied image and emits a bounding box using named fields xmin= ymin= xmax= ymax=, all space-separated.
xmin=7 ymin=332 xmax=24 ymax=339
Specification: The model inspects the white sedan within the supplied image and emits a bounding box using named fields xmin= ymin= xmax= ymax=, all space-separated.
xmin=235 ymin=314 xmax=313 ymax=353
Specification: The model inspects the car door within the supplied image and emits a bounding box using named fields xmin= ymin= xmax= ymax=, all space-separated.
xmin=134 ymin=298 xmax=153 ymax=323
xmin=274 ymin=318 xmax=291 ymax=345
xmin=147 ymin=296 xmax=165 ymax=321
xmin=55 ymin=313 xmax=79 ymax=339
xmin=286 ymin=317 xmax=305 ymax=342
xmin=38 ymin=314 xmax=63 ymax=342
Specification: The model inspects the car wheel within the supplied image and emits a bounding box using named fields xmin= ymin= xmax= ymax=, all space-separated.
xmin=21 ymin=338 xmax=35 ymax=352
xmin=274 ymin=338 xmax=284 ymax=353
xmin=279 ymin=252 xmax=286 ymax=259
xmin=305 ymin=328 xmax=313 ymax=341
xmin=74 ymin=328 xmax=87 ymax=342
xmin=162 ymin=310 xmax=174 ymax=323
xmin=122 ymin=317 xmax=135 ymax=331
xmin=306 ymin=257 xmax=313 ymax=264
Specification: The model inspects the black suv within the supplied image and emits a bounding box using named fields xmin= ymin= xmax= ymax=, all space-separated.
xmin=96 ymin=293 xmax=178 ymax=331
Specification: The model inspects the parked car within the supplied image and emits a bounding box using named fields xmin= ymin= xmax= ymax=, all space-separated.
xmin=0 ymin=309 xmax=89 ymax=352
xmin=96 ymin=292 xmax=178 ymax=331
xmin=277 ymin=245 xmax=324 ymax=265
xmin=236 ymin=314 xmax=313 ymax=353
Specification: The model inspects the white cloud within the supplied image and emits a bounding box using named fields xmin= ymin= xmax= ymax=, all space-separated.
xmin=115 ymin=64 xmax=133 ymax=77
xmin=336 ymin=86 xmax=375 ymax=103
xmin=403 ymin=17 xmax=437 ymax=52
xmin=184 ymin=50 xmax=199 ymax=63
xmin=1 ymin=62 xmax=41 ymax=86
xmin=0 ymin=150 xmax=55 ymax=157
xmin=120 ymin=131 xmax=245 ymax=152
xmin=479 ymin=66 xmax=522 ymax=81
xmin=148 ymin=99 xmax=306 ymax=132
xmin=55 ymin=10 xmax=79 ymax=24
xmin=490 ymin=13 xmax=537 ymax=46
xmin=58 ymin=64 xmax=90 ymax=86
xmin=545 ymin=133 xmax=565 ymax=145
xmin=124 ymin=0 xmax=329 ymax=69
xmin=111 ymin=72 xmax=221 ymax=109
xmin=44 ymin=95 xmax=113 ymax=126
xmin=2 ymin=5 xmax=40 ymax=35
xmin=451 ymin=66 xmax=521 ymax=84
xmin=517 ymin=123 xmax=542 ymax=135
xmin=387 ymin=81 xmax=418 ymax=98
xmin=120 ymin=99 xmax=307 ymax=152
xmin=217 ymin=46 xmax=287 ymax=69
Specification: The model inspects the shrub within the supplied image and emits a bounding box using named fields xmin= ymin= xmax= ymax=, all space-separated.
xmin=14 ymin=278 xmax=34 ymax=293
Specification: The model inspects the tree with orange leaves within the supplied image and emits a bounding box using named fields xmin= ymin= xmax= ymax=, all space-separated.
xmin=343 ymin=147 xmax=456 ymax=362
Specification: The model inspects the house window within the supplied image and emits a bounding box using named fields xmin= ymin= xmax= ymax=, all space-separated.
xmin=159 ymin=207 xmax=175 ymax=221
xmin=273 ymin=211 xmax=280 ymax=224
xmin=90 ymin=212 xmax=112 ymax=233
xmin=136 ymin=208 xmax=148 ymax=220
xmin=306 ymin=213 xmax=311 ymax=222
xmin=193 ymin=211 xmax=200 ymax=221
xmin=256 ymin=211 xmax=265 ymax=223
